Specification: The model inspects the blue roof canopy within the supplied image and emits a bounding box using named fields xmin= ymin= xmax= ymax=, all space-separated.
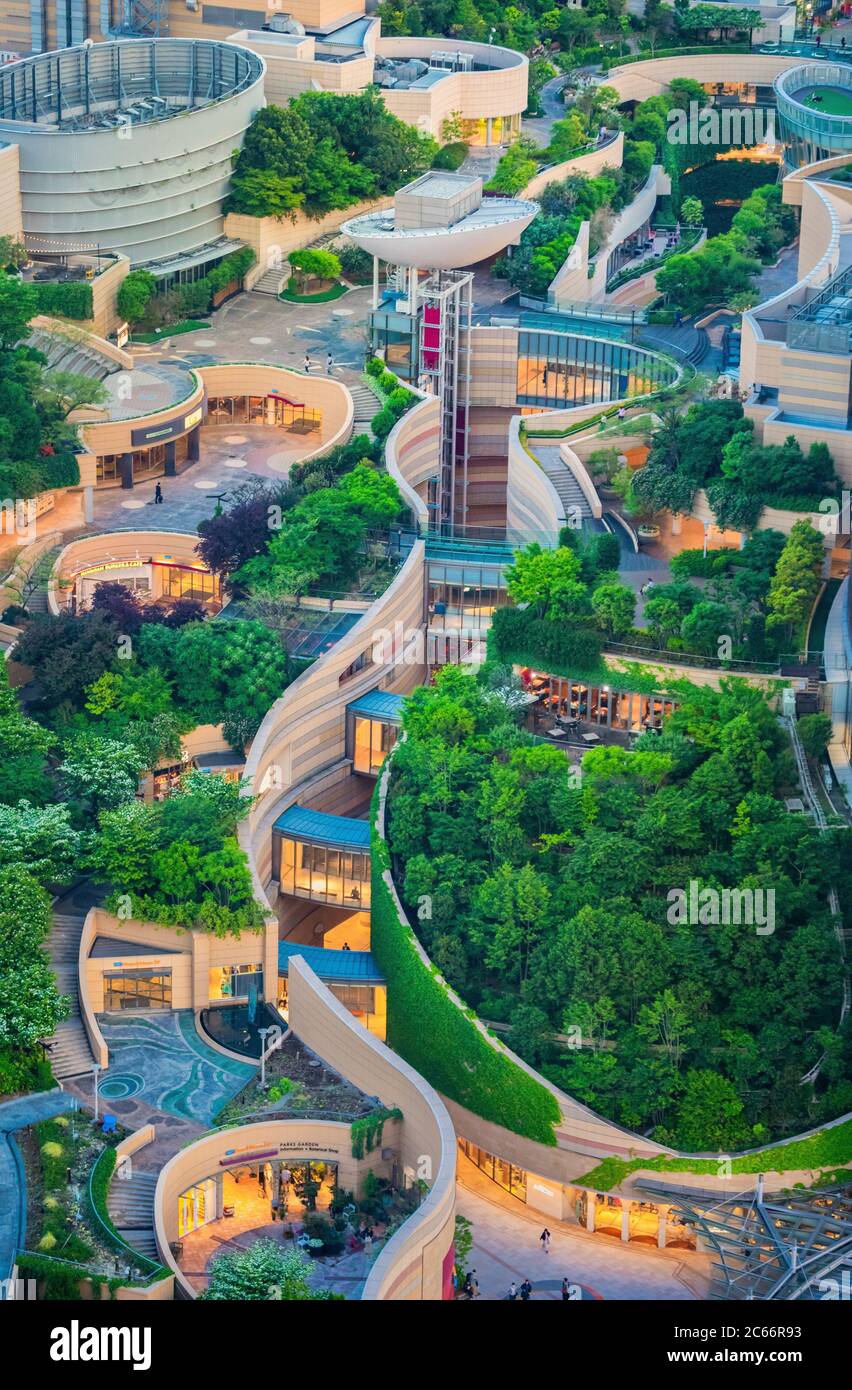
xmin=272 ymin=804 xmax=371 ymax=851
xmin=346 ymin=689 xmax=405 ymax=724
xmin=278 ymin=942 xmax=385 ymax=985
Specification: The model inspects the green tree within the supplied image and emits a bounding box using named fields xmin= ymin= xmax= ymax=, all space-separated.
xmin=591 ymin=581 xmax=635 ymax=638
xmin=116 ymin=270 xmax=157 ymax=326
xmin=0 ymin=274 xmax=39 ymax=349
xmin=200 ymin=1238 xmax=339 ymax=1300
xmin=796 ymin=713 xmax=833 ymax=760
xmin=766 ymin=521 xmax=824 ymax=639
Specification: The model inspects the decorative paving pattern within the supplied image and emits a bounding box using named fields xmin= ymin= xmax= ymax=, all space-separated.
xmin=97 ymin=1011 xmax=255 ymax=1125
xmin=98 ymin=1073 xmax=144 ymax=1100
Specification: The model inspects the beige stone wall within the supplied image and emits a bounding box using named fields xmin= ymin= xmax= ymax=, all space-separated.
xmin=81 ymin=907 xmax=277 ymax=1019
xmin=78 ymin=374 xmax=204 ymax=461
xmin=199 ymin=362 xmax=353 ymax=457
xmin=384 ymin=393 xmax=439 ymax=528
xmin=376 ymin=37 xmax=528 ymax=142
xmin=241 ymin=537 xmax=427 ymax=899
xmin=230 ymin=30 xmax=374 ymax=103
xmin=89 ymin=255 xmax=131 ymax=340
xmin=506 ymin=416 xmax=565 ymax=545
xmin=468 ymin=324 xmax=520 ymax=409
xmin=691 ymin=486 xmax=834 ymax=540
xmin=225 ymin=201 xmax=393 ymax=289
xmin=0 ymin=141 xmax=22 ymax=241
xmin=521 ymin=130 xmax=624 ymax=200
xmin=603 ymin=51 xmax=802 ymax=104
xmin=288 ymin=955 xmax=457 ymax=1301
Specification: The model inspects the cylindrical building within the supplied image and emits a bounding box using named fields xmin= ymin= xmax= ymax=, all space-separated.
xmin=0 ymin=38 xmax=265 ymax=265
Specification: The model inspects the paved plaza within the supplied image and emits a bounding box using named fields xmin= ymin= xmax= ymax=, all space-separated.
xmin=456 ymin=1156 xmax=712 ymax=1302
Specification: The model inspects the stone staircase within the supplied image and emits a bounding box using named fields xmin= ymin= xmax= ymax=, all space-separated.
xmin=107 ymin=1170 xmax=159 ymax=1262
xmin=43 ymin=912 xmax=96 ymax=1079
xmin=639 ymin=323 xmax=711 ymax=369
xmin=535 ymin=445 xmax=593 ymax=521
xmin=20 ymin=545 xmax=62 ymax=615
xmin=252 ymin=267 xmax=287 ymax=297
xmin=350 ymin=381 xmax=382 ymax=438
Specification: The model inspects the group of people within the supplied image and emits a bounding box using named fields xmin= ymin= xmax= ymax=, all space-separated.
xmin=304 ymin=352 xmax=334 ymax=374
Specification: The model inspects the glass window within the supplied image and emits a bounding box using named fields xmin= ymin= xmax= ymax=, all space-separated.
xmin=103 ymin=970 xmax=172 ymax=1011
xmin=352 ymin=716 xmax=398 ymax=775
xmin=209 ymin=963 xmax=263 ymax=1000
xmin=162 ymin=565 xmax=218 ymax=602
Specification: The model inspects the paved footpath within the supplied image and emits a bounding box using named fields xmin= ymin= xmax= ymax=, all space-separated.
xmin=456 ymin=1158 xmax=711 ymax=1302
xmin=0 ymin=1088 xmax=76 ymax=1283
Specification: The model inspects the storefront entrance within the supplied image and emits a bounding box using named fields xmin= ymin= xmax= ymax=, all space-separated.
xmin=103 ymin=969 xmax=172 ymax=1011
xmin=178 ymin=1179 xmax=216 ymax=1237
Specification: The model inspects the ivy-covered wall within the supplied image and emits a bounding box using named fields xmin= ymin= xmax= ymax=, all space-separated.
xmin=370 ymin=783 xmax=562 ymax=1147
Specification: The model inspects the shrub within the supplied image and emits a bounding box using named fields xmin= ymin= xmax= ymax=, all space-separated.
xmin=365 ymin=357 xmax=385 ymax=378
xmin=432 ymin=141 xmax=467 ymax=171
xmin=370 ymin=406 xmax=397 ymax=441
xmin=378 ymin=370 xmax=398 ymax=394
xmin=797 ymin=713 xmax=833 ymax=760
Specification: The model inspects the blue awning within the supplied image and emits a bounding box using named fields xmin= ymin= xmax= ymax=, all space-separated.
xmin=346 ymin=689 xmax=405 ymax=724
xmin=272 ymin=804 xmax=371 ymax=851
xmin=278 ymin=942 xmax=385 ymax=986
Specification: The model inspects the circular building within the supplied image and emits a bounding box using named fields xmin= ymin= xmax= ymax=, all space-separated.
xmin=0 ymin=38 xmax=265 ymax=266
xmin=775 ymin=62 xmax=852 ymax=167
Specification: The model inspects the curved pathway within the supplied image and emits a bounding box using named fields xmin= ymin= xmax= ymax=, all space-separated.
xmin=0 ymin=1089 xmax=75 ymax=1283
xmin=456 ymin=1156 xmax=711 ymax=1302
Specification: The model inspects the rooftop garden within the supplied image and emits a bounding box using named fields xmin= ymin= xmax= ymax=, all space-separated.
xmin=630 ymin=399 xmax=839 ymax=532
xmin=0 ymin=270 xmax=108 ymax=504
xmin=225 ymin=90 xmax=437 ymax=221
xmin=383 ymin=662 xmax=852 ymax=1151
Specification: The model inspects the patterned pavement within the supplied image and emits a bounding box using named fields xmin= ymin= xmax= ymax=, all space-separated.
xmin=96 ymin=1011 xmax=255 ymax=1126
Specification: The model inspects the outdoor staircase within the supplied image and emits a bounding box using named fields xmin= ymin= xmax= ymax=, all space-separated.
xmin=107 ymin=1171 xmax=159 ymax=1262
xmin=43 ymin=912 xmax=96 ymax=1079
xmin=252 ymin=267 xmax=287 ymax=297
xmin=639 ymin=323 xmax=711 ymax=369
xmin=20 ymin=544 xmax=62 ymax=615
xmin=350 ymin=381 xmax=382 ymax=439
xmin=535 ymin=445 xmax=593 ymax=521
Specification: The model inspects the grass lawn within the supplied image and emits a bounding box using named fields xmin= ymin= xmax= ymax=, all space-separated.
xmin=799 ymin=86 xmax=852 ymax=116
xmin=279 ymin=280 xmax=349 ymax=304
xmin=131 ymin=320 xmax=211 ymax=343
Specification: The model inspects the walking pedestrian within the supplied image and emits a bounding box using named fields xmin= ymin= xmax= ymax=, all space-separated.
xmin=540 ymin=1227 xmax=551 ymax=1254
xmin=327 ymin=351 xmax=334 ymax=373
xmin=154 ymin=482 xmax=163 ymax=504
xmin=468 ymin=1269 xmax=479 ymax=1298
xmin=304 ymin=353 xmax=311 ymax=374
xmin=508 ymin=1280 xmax=518 ymax=1300
xmin=520 ymin=1278 xmax=532 ymax=1301
xmin=562 ymin=1277 xmax=572 ymax=1300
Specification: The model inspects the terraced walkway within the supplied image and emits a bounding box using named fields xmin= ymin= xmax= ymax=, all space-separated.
xmin=96 ymin=1011 xmax=255 ymax=1126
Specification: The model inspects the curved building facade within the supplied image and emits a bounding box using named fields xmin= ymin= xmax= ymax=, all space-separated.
xmin=0 ymin=38 xmax=265 ymax=264
xmin=775 ymin=63 xmax=852 ymax=167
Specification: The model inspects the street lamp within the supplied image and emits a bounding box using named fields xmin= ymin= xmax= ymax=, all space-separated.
xmin=258 ymin=1027 xmax=271 ymax=1089
xmin=92 ymin=1063 xmax=101 ymax=1123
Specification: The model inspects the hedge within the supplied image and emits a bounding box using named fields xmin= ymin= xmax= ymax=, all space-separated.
xmin=87 ymin=1146 xmax=165 ymax=1276
xmin=600 ymin=44 xmax=750 ymax=70
xmin=371 ymin=782 xmax=561 ymax=1147
xmin=32 ymin=282 xmax=93 ymax=320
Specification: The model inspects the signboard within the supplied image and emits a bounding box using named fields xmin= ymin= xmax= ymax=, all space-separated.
xmin=131 ymin=398 xmax=207 ymax=448
xmin=116 ymin=322 xmax=129 ymax=349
